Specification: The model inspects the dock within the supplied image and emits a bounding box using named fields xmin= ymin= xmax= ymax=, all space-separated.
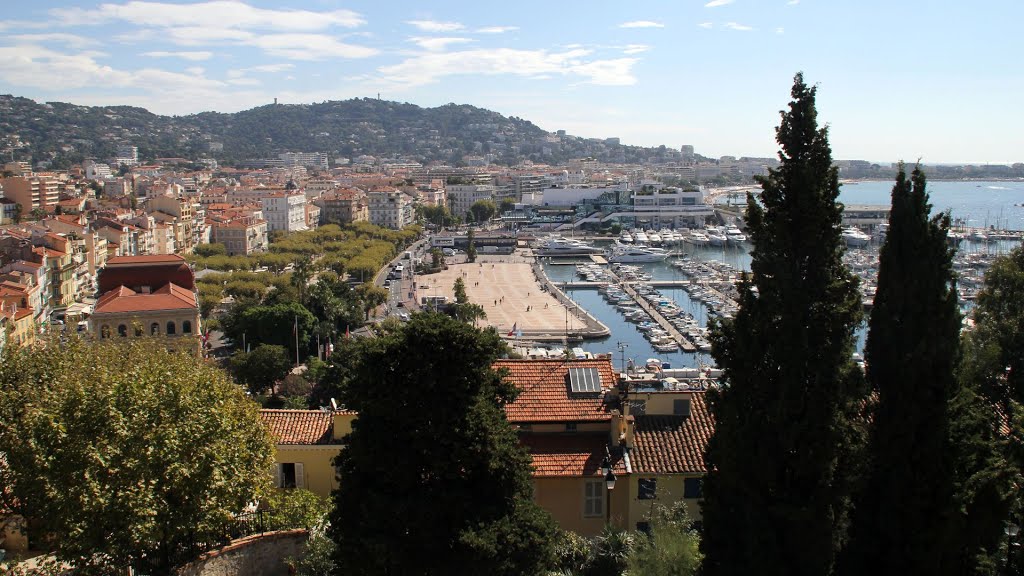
xmin=557 ymin=280 xmax=693 ymax=290
xmin=618 ymin=280 xmax=698 ymax=352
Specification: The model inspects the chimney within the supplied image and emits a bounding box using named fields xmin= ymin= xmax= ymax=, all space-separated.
xmin=610 ymin=409 xmax=621 ymax=445
xmin=623 ymin=415 xmax=635 ymax=449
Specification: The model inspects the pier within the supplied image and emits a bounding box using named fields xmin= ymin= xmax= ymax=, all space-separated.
xmin=618 ymin=280 xmax=698 ymax=352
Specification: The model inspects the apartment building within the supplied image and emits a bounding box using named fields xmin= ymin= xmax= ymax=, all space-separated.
xmin=0 ymin=175 xmax=60 ymax=213
xmin=446 ymin=184 xmax=497 ymax=219
xmin=314 ymin=188 xmax=369 ymax=225
xmin=210 ymin=216 xmax=269 ymax=256
xmin=368 ymin=189 xmax=414 ymax=230
xmin=261 ymin=192 xmax=308 ymax=233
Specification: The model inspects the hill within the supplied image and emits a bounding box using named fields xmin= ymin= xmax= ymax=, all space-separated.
xmin=0 ymin=95 xmax=691 ymax=169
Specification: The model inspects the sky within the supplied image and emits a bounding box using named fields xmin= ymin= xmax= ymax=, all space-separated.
xmin=0 ymin=0 xmax=1021 ymax=164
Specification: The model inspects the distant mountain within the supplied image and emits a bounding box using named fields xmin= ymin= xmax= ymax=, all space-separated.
xmin=0 ymin=95 xmax=692 ymax=169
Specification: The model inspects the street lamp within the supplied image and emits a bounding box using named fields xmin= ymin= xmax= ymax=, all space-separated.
xmin=1008 ymin=520 xmax=1020 ymax=574
xmin=601 ymin=455 xmax=617 ymax=524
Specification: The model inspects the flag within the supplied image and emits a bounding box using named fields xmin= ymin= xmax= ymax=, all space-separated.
xmin=345 ymin=325 xmax=350 ymax=340
xmin=508 ymin=322 xmax=517 ymax=337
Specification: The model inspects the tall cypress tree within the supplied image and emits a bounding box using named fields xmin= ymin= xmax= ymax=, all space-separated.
xmin=701 ymin=73 xmax=865 ymax=576
xmin=840 ymin=165 xmax=961 ymax=575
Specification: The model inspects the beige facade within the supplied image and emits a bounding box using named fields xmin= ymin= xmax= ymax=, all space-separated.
xmin=210 ymin=217 xmax=269 ymax=255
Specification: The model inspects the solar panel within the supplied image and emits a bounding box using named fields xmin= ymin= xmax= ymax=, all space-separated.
xmin=568 ymin=366 xmax=602 ymax=394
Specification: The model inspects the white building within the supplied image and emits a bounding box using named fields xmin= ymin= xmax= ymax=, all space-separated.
xmin=368 ymin=189 xmax=414 ymax=230
xmin=447 ymin=184 xmax=498 ymax=218
xmin=115 ymin=145 xmax=138 ymax=167
xmin=279 ymin=152 xmax=329 ymax=171
xmin=521 ymin=184 xmax=629 ymax=207
xmin=261 ymin=192 xmax=308 ymax=233
xmin=85 ymin=161 xmax=113 ymax=180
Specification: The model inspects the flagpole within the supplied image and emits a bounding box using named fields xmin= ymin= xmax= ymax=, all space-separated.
xmin=294 ymin=315 xmax=299 ymax=367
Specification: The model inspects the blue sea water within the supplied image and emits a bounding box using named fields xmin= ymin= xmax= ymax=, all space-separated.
xmin=546 ymin=179 xmax=1024 ymax=368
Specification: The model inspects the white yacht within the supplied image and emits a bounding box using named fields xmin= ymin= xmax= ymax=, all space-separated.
xmin=725 ymin=226 xmax=747 ymax=245
xmin=705 ymin=226 xmax=728 ymax=247
xmin=534 ymin=235 xmax=603 ymax=256
xmin=841 ymin=227 xmax=871 ymax=248
xmin=689 ymin=231 xmax=709 ymax=245
xmin=647 ymin=231 xmax=662 ymax=245
xmin=633 ymin=230 xmax=650 ymax=244
xmin=607 ymin=245 xmax=669 ymax=263
xmin=619 ymin=230 xmax=634 ymax=243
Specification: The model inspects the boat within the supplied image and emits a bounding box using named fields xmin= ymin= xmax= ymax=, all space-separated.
xmin=841 ymin=227 xmax=871 ymax=247
xmin=947 ymin=231 xmax=965 ymax=247
xmin=619 ymin=230 xmax=634 ymax=243
xmin=633 ymin=230 xmax=650 ymax=244
xmin=534 ymin=235 xmax=603 ymax=256
xmin=689 ymin=231 xmax=709 ymax=245
xmin=725 ymin=226 xmax=747 ymax=245
xmin=607 ymin=245 xmax=669 ymax=263
xmin=705 ymin=227 xmax=727 ymax=247
xmin=648 ymin=231 xmax=662 ymax=245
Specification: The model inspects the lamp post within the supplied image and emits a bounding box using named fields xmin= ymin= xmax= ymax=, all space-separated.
xmin=602 ymin=456 xmax=616 ymax=524
xmin=1008 ymin=520 xmax=1020 ymax=575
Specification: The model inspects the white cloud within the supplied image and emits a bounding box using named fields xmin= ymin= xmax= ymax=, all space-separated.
xmin=247 ymin=34 xmax=378 ymax=60
xmin=698 ymin=22 xmax=713 ymax=29
xmin=776 ymin=27 xmax=785 ymax=34
xmin=237 ymin=63 xmax=295 ymax=74
xmin=405 ymin=20 xmax=465 ymax=32
xmin=409 ymin=37 xmax=474 ymax=51
xmin=50 ymin=1 xmax=365 ymax=31
xmin=787 ymin=0 xmax=800 ymax=4
xmin=377 ymin=48 xmax=639 ymax=89
xmin=8 ymin=33 xmax=100 ymax=49
xmin=618 ymin=21 xmax=665 ymax=29
xmin=623 ymin=44 xmax=650 ymax=55
xmin=142 ymin=50 xmax=213 ymax=61
xmin=226 ymin=77 xmax=261 ymax=86
xmin=724 ymin=22 xmax=754 ymax=31
xmin=476 ymin=26 xmax=519 ymax=34
xmin=185 ymin=66 xmax=205 ymax=75
xmin=705 ymin=0 xmax=734 ymax=6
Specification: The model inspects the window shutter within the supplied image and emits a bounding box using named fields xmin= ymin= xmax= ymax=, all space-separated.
xmin=295 ymin=462 xmax=305 ymax=489
xmin=274 ymin=464 xmax=282 ymax=488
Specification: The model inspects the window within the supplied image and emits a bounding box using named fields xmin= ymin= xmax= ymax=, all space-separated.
xmin=674 ymin=399 xmax=692 ymax=417
xmin=638 ymin=478 xmax=657 ymax=500
xmin=166 ymin=321 xmax=176 ymax=335
xmin=182 ymin=320 xmax=192 ymax=334
xmin=584 ymin=480 xmax=604 ymax=517
xmin=135 ymin=325 xmax=143 ymax=337
xmin=276 ymin=462 xmax=305 ymax=489
xmin=118 ymin=324 xmax=128 ymax=337
xmin=684 ymin=478 xmax=703 ymax=499
xmin=151 ymin=322 xmax=160 ymax=335
xmin=100 ymin=324 xmax=110 ymax=339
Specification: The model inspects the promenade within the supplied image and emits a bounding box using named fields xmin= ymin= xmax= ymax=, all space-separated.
xmin=416 ymin=253 xmax=609 ymax=341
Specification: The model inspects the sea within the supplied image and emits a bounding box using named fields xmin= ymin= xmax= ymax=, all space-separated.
xmin=542 ymin=179 xmax=1024 ymax=370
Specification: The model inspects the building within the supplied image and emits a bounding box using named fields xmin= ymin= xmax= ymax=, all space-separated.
xmin=89 ymin=255 xmax=201 ymax=350
xmin=261 ymin=192 xmax=308 ymax=233
xmin=260 ymin=408 xmax=356 ymax=497
xmin=115 ymin=145 xmax=139 ymax=167
xmin=314 ymin=188 xmax=369 ymax=225
xmin=368 ymin=189 xmax=414 ymax=230
xmin=447 ymin=184 xmax=498 ymax=219
xmin=279 ymin=152 xmax=329 ymax=171
xmin=0 ymin=175 xmax=60 ymax=213
xmin=210 ymin=216 xmax=269 ymax=256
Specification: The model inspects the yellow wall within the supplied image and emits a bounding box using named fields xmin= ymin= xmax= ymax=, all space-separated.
xmin=273 ymin=446 xmax=342 ymax=499
xmin=525 ymin=422 xmax=609 ymax=434
xmin=622 ymin=473 xmax=702 ymax=531
xmin=533 ymin=477 xmax=609 ymax=537
xmin=626 ymin=390 xmax=697 ymax=416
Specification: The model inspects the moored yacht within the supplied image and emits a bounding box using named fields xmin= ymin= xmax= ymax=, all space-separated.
xmin=725 ymin=226 xmax=747 ymax=245
xmin=534 ymin=235 xmax=603 ymax=256
xmin=606 ymin=244 xmax=669 ymax=263
xmin=841 ymin=227 xmax=871 ymax=248
xmin=633 ymin=230 xmax=650 ymax=244
xmin=619 ymin=230 xmax=634 ymax=243
xmin=705 ymin=226 xmax=727 ymax=247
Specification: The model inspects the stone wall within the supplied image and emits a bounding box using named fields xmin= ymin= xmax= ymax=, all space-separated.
xmin=175 ymin=530 xmax=308 ymax=576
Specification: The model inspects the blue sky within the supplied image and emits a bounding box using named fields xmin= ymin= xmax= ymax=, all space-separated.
xmin=1 ymin=0 xmax=1021 ymax=164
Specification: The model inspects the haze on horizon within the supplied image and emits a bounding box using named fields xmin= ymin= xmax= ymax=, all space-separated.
xmin=0 ymin=0 xmax=1020 ymax=165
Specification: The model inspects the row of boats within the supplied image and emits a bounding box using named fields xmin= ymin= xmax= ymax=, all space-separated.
xmin=619 ymin=226 xmax=747 ymax=247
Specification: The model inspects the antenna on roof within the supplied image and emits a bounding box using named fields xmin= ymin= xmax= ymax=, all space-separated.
xmin=330 ymin=398 xmax=338 ymax=411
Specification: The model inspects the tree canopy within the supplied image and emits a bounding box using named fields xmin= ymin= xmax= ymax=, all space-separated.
xmin=328 ymin=313 xmax=556 ymax=575
xmin=0 ymin=336 xmax=273 ymax=575
xmin=702 ymin=73 xmax=865 ymax=576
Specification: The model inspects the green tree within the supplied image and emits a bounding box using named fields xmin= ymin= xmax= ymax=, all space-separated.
xmin=499 ymin=198 xmax=516 ymax=214
xmin=450 ymin=277 xmax=486 ymax=324
xmin=328 ymin=313 xmax=557 ymax=575
xmin=626 ymin=502 xmax=702 ymax=576
xmin=222 ymin=301 xmax=316 ymax=354
xmin=701 ymin=73 xmax=865 ymax=576
xmin=466 ymin=227 xmax=478 ymax=263
xmin=840 ymin=165 xmax=962 ymax=575
xmin=355 ymin=282 xmax=388 ymax=319
xmin=470 ymin=199 xmax=497 ymax=223
xmin=229 ymin=343 xmax=294 ymax=395
xmin=0 ymin=336 xmax=273 ymax=575
xmin=194 ymin=243 xmax=228 ymax=257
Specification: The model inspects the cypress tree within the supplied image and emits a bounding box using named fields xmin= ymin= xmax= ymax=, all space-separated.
xmin=840 ymin=165 xmax=961 ymax=575
xmin=701 ymin=73 xmax=865 ymax=576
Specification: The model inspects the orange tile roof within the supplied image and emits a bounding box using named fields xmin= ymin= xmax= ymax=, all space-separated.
xmin=631 ymin=393 xmax=713 ymax=475
xmin=519 ymin=433 xmax=626 ymax=478
xmin=496 ymin=358 xmax=618 ymax=423
xmin=106 ymin=254 xmax=186 ymax=266
xmin=92 ymin=282 xmax=197 ymax=314
xmin=260 ymin=409 xmax=344 ymax=445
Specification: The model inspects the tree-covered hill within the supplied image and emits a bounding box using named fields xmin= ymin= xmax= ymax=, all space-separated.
xmin=0 ymin=94 xmax=688 ymax=168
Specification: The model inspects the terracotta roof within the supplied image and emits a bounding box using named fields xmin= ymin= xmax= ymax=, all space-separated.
xmin=519 ymin=433 xmax=626 ymax=478
xmin=260 ymin=409 xmax=342 ymax=445
xmin=497 ymin=358 xmax=618 ymax=423
xmin=93 ymin=282 xmax=197 ymax=314
xmin=105 ymin=254 xmax=187 ymax=266
xmin=631 ymin=393 xmax=714 ymax=475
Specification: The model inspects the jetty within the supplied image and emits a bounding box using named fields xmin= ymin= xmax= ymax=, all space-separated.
xmin=618 ymin=280 xmax=698 ymax=352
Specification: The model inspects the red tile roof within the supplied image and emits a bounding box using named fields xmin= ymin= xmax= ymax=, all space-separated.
xmin=519 ymin=433 xmax=626 ymax=477
xmin=93 ymin=282 xmax=197 ymax=314
xmin=260 ymin=409 xmax=343 ymax=445
xmin=631 ymin=393 xmax=714 ymax=475
xmin=105 ymin=254 xmax=187 ymax=266
xmin=496 ymin=358 xmax=618 ymax=423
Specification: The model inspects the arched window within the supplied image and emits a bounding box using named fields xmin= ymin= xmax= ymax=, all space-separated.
xmin=166 ymin=321 xmax=176 ymax=335
xmin=151 ymin=322 xmax=160 ymax=335
xmin=101 ymin=325 xmax=110 ymax=339
xmin=118 ymin=324 xmax=128 ymax=337
xmin=182 ymin=320 xmax=192 ymax=334
xmin=134 ymin=325 xmax=143 ymax=337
